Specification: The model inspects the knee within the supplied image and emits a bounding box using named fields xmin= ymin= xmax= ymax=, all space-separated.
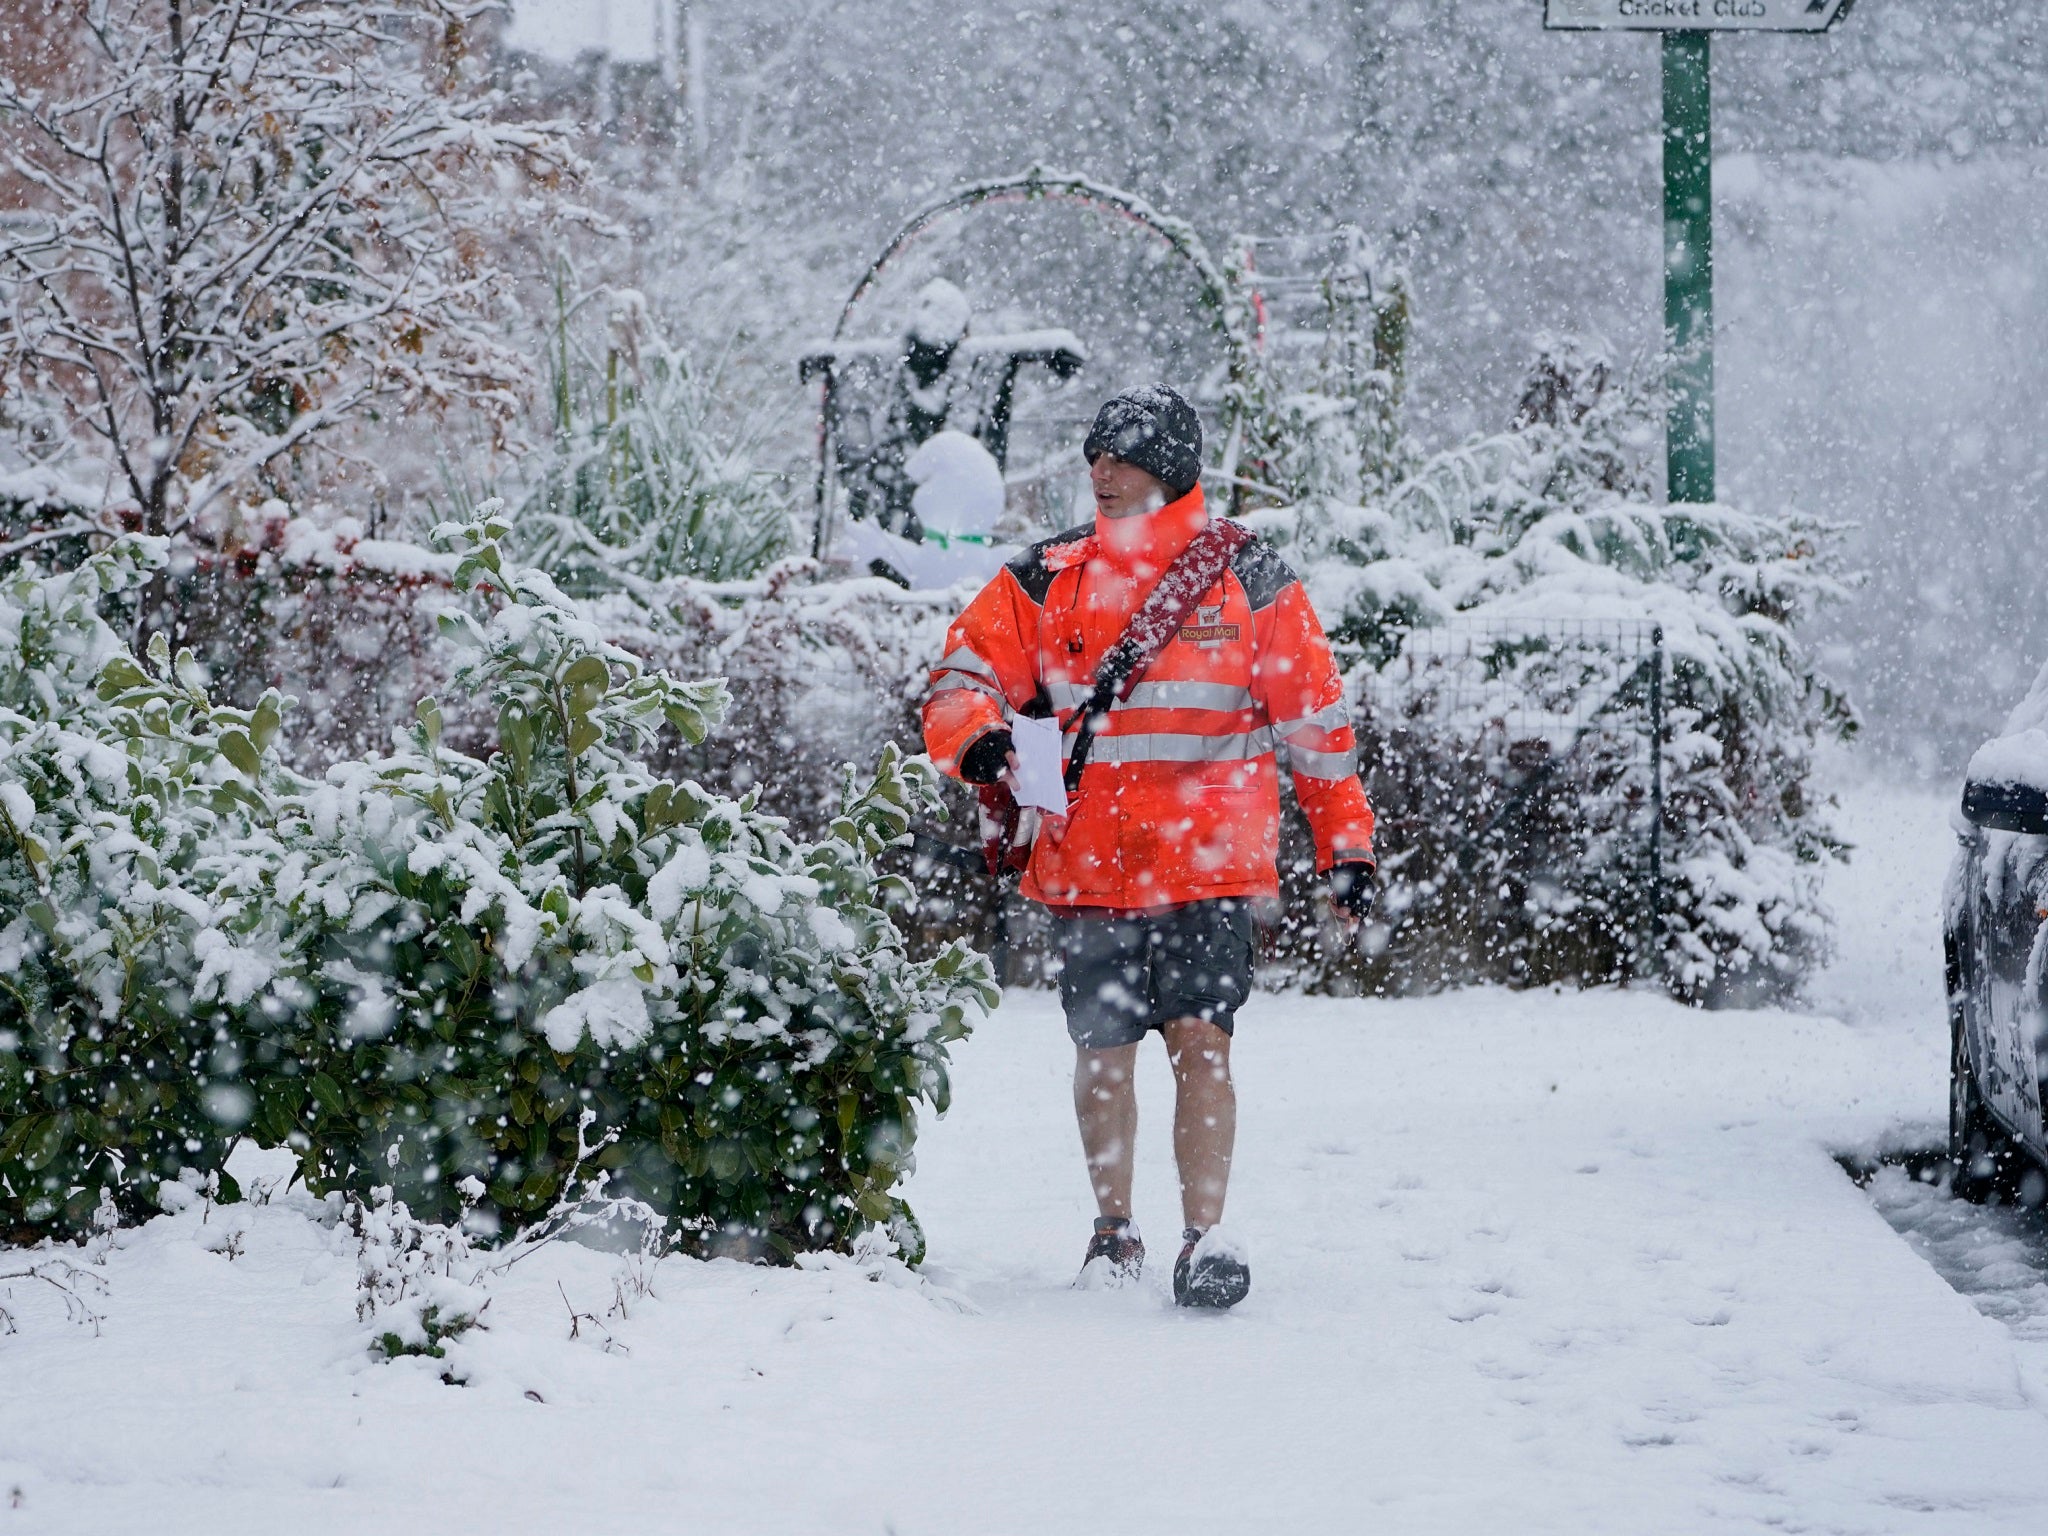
xmin=1165 ymin=1021 xmax=1232 ymax=1084
xmin=1191 ymin=1055 xmax=1233 ymax=1089
xmin=1077 ymin=1050 xmax=1134 ymax=1092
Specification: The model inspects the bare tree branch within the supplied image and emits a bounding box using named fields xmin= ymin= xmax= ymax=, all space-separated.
xmin=0 ymin=0 xmax=581 ymax=550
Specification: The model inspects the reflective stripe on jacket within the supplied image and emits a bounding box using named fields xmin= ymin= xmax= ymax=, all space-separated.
xmin=923 ymin=485 xmax=1375 ymax=911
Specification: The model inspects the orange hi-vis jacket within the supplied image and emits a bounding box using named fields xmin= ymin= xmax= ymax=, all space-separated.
xmin=923 ymin=485 xmax=1375 ymax=912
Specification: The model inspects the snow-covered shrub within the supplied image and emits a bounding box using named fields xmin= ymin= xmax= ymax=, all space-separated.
xmin=0 ymin=538 xmax=300 ymax=1236
xmin=514 ymin=293 xmax=795 ymax=593
xmin=606 ymin=569 xmax=951 ymax=800
xmin=1252 ymin=341 xmax=1853 ymax=1003
xmin=259 ymin=510 xmax=994 ymax=1255
xmin=565 ymin=563 xmax=1000 ymax=968
xmin=0 ymin=462 xmax=101 ymax=577
xmin=349 ymin=1184 xmax=489 ymax=1362
xmin=167 ymin=505 xmax=462 ymax=771
xmin=0 ymin=509 xmax=996 ymax=1251
xmin=351 ymin=1113 xmax=672 ymax=1364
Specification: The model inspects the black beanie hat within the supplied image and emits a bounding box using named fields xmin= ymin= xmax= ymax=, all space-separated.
xmin=1083 ymin=384 xmax=1203 ymax=497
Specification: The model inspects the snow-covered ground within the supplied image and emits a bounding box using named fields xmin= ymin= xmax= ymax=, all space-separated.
xmin=6 ymin=781 xmax=2048 ymax=1535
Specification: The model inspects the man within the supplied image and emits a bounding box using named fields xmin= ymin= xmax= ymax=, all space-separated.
xmin=923 ymin=384 xmax=1376 ymax=1309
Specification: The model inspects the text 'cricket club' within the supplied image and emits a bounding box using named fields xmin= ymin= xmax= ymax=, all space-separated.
xmin=1543 ymin=0 xmax=1852 ymax=31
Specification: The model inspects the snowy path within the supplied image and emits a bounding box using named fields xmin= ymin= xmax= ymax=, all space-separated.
xmin=898 ymin=990 xmax=2048 ymax=1534
xmin=6 ymin=784 xmax=2048 ymax=1534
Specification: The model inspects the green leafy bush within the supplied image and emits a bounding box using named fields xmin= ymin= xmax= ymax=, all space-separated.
xmin=0 ymin=539 xmax=279 ymax=1235
xmin=0 ymin=508 xmax=996 ymax=1252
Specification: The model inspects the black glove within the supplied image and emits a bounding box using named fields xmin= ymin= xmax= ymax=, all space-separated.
xmin=958 ymin=729 xmax=1014 ymax=786
xmin=1328 ymin=861 xmax=1376 ymax=921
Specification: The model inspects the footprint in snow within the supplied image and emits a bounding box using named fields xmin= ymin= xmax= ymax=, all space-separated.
xmin=1445 ymin=1276 xmax=1514 ymax=1321
xmin=1622 ymin=1430 xmax=1680 ymax=1449
xmin=1446 ymin=1295 xmax=1504 ymax=1323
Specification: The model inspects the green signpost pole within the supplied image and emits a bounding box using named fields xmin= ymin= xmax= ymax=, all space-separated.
xmin=1542 ymin=0 xmax=1852 ymax=975
xmin=1548 ymin=0 xmax=1855 ymax=503
xmin=1661 ymin=29 xmax=1713 ymax=507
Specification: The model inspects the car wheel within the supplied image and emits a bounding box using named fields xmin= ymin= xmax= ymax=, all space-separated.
xmin=1950 ymin=1023 xmax=2017 ymax=1203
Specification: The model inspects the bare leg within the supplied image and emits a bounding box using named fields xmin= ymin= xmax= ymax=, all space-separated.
xmin=1073 ymin=1044 xmax=1139 ymax=1220
xmin=1162 ymin=1017 xmax=1235 ymax=1230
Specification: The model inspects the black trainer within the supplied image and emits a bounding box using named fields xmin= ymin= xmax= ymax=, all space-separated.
xmin=1173 ymin=1226 xmax=1250 ymax=1309
xmin=1076 ymin=1216 xmax=1145 ymax=1289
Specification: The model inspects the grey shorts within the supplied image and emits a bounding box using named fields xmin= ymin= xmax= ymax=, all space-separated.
xmin=1055 ymin=900 xmax=1255 ymax=1050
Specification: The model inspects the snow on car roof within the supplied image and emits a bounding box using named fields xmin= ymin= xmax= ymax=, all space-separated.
xmin=1968 ymin=659 xmax=2048 ymax=788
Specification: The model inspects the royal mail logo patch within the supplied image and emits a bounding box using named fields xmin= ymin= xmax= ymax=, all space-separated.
xmin=1180 ymin=604 xmax=1240 ymax=650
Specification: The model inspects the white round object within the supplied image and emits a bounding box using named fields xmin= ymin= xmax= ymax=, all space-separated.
xmin=909 ymin=278 xmax=971 ymax=348
xmin=907 ymin=429 xmax=1006 ymax=537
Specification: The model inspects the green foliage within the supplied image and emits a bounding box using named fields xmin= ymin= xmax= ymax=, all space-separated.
xmin=372 ymin=1314 xmax=464 ymax=1362
xmin=515 ymin=291 xmax=795 ymax=593
xmin=0 ymin=538 xmax=283 ymax=1234
xmin=0 ymin=506 xmax=996 ymax=1249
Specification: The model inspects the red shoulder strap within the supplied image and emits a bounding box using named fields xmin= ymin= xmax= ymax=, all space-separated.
xmin=1099 ymin=518 xmax=1254 ymax=701
xmin=1062 ymin=518 xmax=1254 ymax=792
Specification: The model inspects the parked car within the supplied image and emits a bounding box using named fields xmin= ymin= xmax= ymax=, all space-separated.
xmin=1947 ymin=685 xmax=2048 ymax=1206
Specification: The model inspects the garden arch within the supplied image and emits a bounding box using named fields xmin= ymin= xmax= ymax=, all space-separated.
xmin=813 ymin=167 xmax=1266 ymax=549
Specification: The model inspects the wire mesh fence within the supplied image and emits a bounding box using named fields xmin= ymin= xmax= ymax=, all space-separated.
xmin=1364 ymin=616 xmax=1663 ymax=757
xmin=1342 ymin=615 xmax=1668 ymax=990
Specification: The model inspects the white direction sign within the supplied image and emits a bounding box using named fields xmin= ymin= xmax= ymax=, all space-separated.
xmin=1544 ymin=0 xmax=1853 ymax=30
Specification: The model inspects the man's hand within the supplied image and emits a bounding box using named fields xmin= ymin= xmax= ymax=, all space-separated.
xmin=958 ymin=729 xmax=1015 ymax=786
xmin=1328 ymin=861 xmax=1376 ymax=927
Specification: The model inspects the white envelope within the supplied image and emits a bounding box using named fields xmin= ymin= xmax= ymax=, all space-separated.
xmin=1008 ymin=715 xmax=1070 ymax=817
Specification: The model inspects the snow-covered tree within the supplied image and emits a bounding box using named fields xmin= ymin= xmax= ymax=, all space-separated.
xmin=0 ymin=0 xmax=574 ymax=564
